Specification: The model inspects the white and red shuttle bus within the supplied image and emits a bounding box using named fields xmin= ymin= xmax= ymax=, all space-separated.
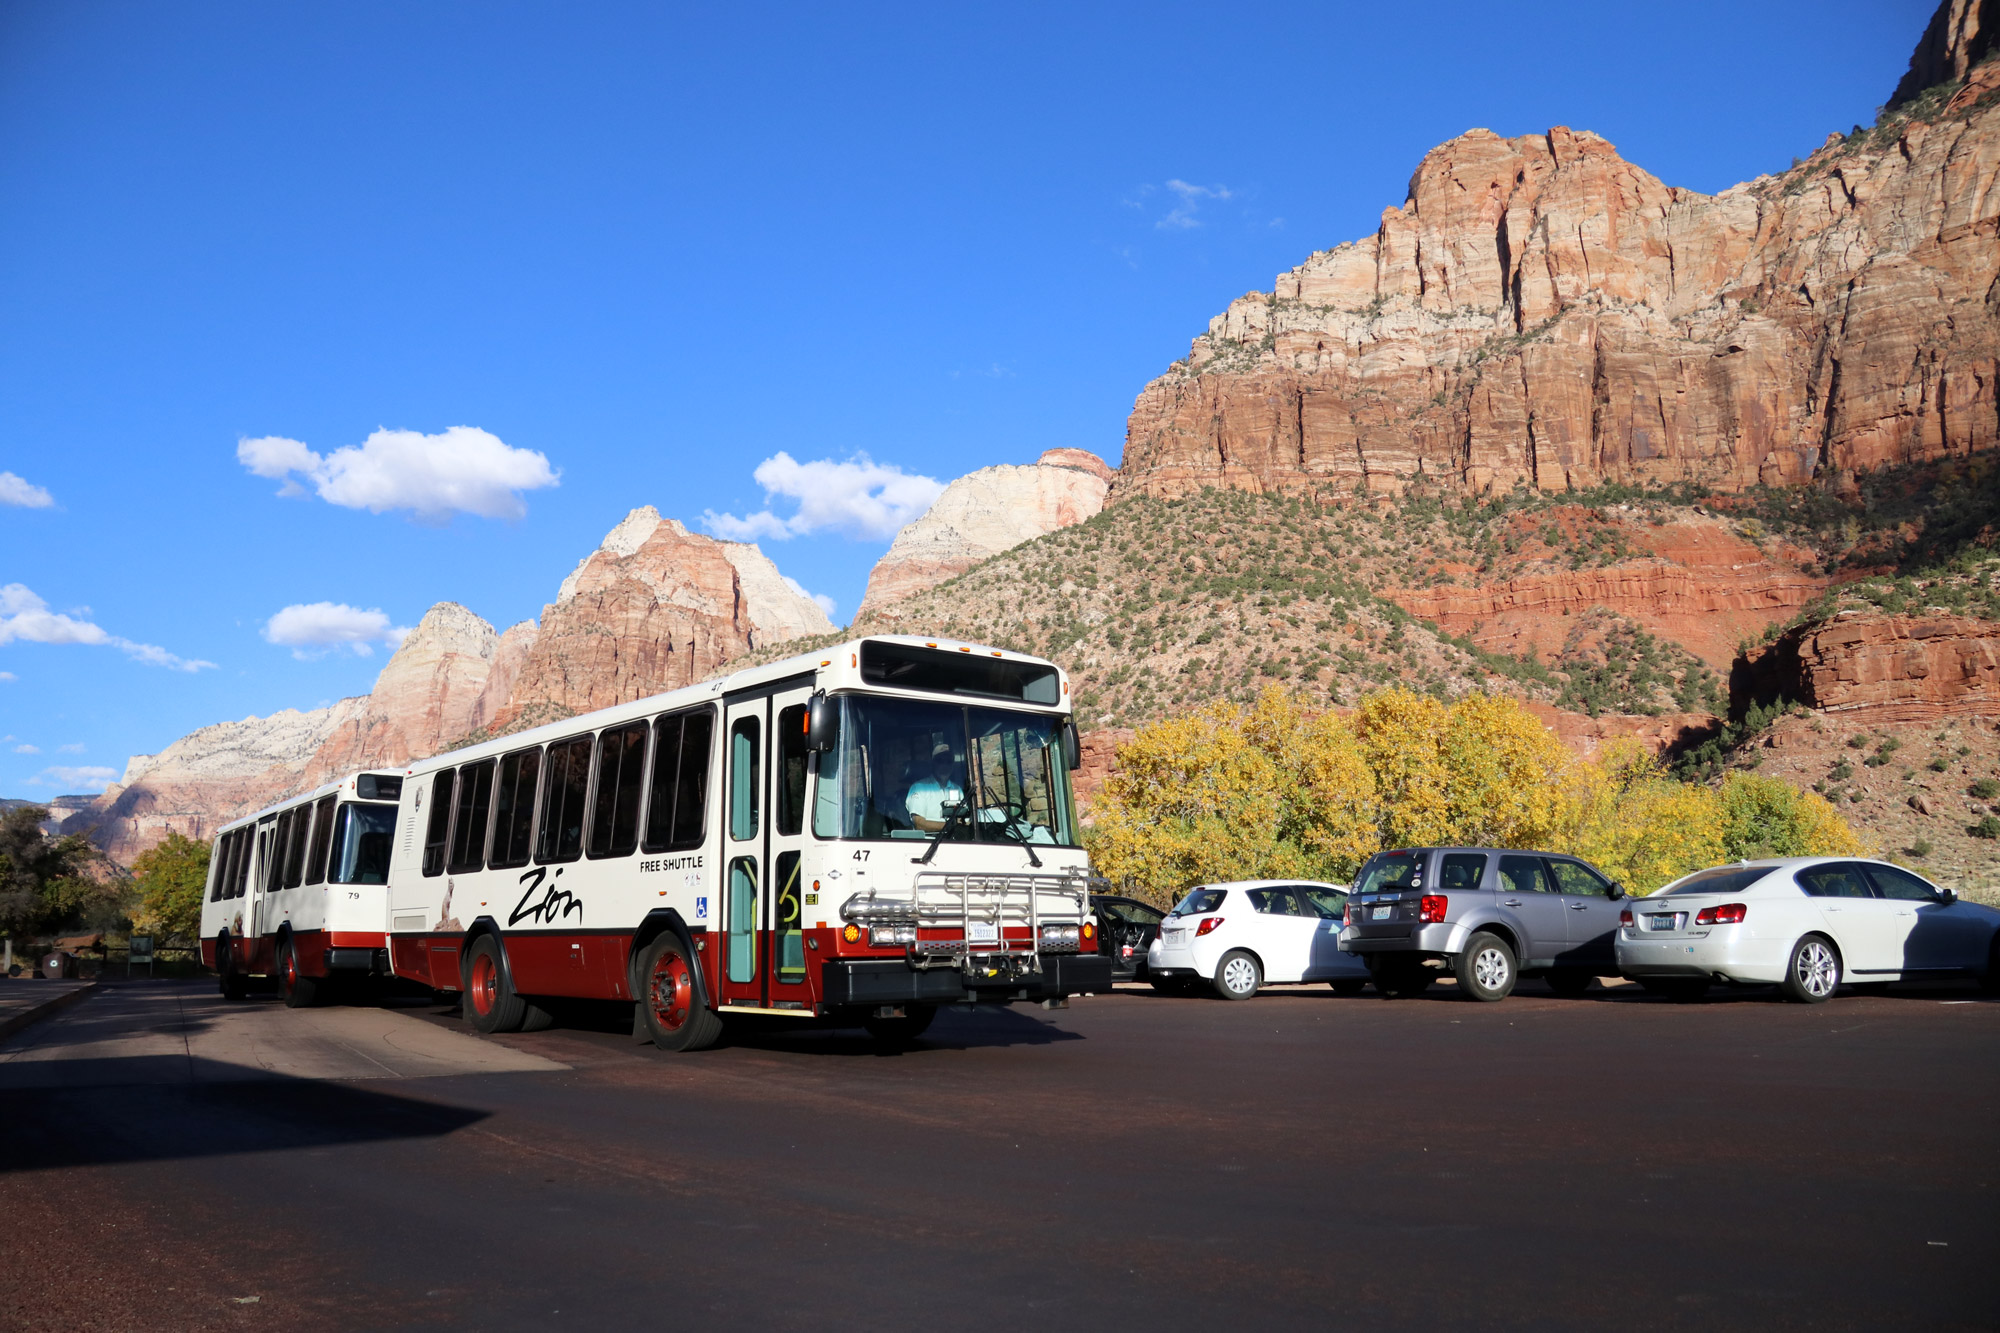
xmin=198 ymin=771 xmax=403 ymax=1006
xmin=385 ymin=635 xmax=1110 ymax=1050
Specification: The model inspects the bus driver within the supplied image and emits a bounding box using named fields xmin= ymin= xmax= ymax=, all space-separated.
xmin=904 ymin=742 xmax=966 ymax=833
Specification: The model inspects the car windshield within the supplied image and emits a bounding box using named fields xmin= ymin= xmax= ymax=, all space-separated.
xmin=1169 ymin=888 xmax=1227 ymax=916
xmin=329 ymin=802 xmax=397 ymax=885
xmin=812 ymin=695 xmax=1077 ymax=846
xmin=1353 ymin=852 xmax=1425 ymax=895
xmin=1659 ymin=866 xmax=1778 ymax=897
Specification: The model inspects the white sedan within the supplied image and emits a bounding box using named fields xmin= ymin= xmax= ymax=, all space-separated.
xmin=1145 ymin=880 xmax=1371 ymax=1000
xmin=1616 ymin=857 xmax=2000 ymax=1003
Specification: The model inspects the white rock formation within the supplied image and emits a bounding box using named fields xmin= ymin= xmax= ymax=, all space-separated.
xmin=858 ymin=450 xmax=1115 ymax=617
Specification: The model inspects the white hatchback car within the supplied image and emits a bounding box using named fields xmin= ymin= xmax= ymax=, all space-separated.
xmin=1616 ymin=857 xmax=2000 ymax=1003
xmin=1145 ymin=880 xmax=1371 ymax=999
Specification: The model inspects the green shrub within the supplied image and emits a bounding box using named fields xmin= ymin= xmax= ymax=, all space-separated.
xmin=1909 ymin=838 xmax=1933 ymax=858
xmin=1928 ymin=756 xmax=1951 ymax=772
xmin=1971 ymin=778 xmax=2000 ymax=800
xmin=1971 ymin=815 xmax=2000 ymax=840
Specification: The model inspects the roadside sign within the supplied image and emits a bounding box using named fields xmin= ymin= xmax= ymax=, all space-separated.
xmin=128 ymin=934 xmax=154 ymax=977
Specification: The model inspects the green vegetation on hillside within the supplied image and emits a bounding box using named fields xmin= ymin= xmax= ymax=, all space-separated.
xmin=838 ymin=482 xmax=1726 ymax=731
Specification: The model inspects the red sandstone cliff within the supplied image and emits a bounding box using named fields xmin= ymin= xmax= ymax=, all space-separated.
xmin=1116 ymin=58 xmax=2000 ymax=501
xmin=76 ymin=509 xmax=834 ymax=863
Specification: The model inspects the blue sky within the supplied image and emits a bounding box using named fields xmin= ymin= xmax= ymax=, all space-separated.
xmin=0 ymin=0 xmax=1935 ymax=796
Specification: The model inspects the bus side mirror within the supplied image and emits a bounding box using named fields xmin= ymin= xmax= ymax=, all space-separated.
xmin=1061 ymin=722 xmax=1081 ymax=771
xmin=806 ymin=693 xmax=839 ymax=753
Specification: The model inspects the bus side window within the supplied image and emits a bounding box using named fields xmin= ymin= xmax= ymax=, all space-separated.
xmin=305 ymin=794 xmax=336 ymax=886
xmin=675 ymin=710 xmax=712 ymax=848
xmin=448 ymin=759 xmax=497 ymax=874
xmin=234 ymin=828 xmax=252 ymax=898
xmin=209 ymin=833 xmax=229 ymax=902
xmin=490 ymin=747 xmax=541 ymax=870
xmin=283 ymin=804 xmax=311 ymax=889
xmin=587 ymin=722 xmax=648 ymax=859
xmin=776 ymin=704 xmax=807 ymax=837
xmin=537 ymin=736 xmax=592 ymax=864
xmin=268 ymin=812 xmax=293 ymax=892
xmin=730 ymin=716 xmax=760 ymax=841
xmin=422 ymin=769 xmax=456 ymax=877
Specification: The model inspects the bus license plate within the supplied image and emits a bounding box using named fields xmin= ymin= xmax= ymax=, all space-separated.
xmin=966 ymin=922 xmax=999 ymax=945
xmin=1371 ymin=906 xmax=1392 ymax=920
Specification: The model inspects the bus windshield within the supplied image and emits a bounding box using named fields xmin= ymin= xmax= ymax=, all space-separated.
xmin=329 ymin=802 xmax=397 ymax=884
xmin=812 ymin=695 xmax=1077 ymax=847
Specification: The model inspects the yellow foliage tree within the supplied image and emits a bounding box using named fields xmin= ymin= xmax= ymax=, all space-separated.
xmin=1088 ymin=686 xmax=1874 ymax=904
xmin=1562 ymin=741 xmax=1726 ymax=895
xmin=1088 ymin=688 xmax=1379 ymax=901
xmin=1352 ymin=688 xmax=1574 ymax=850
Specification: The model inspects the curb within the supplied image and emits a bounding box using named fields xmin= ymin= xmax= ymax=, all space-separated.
xmin=0 ymin=982 xmax=100 ymax=1043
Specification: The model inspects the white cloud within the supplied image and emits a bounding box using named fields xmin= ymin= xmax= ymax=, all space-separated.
xmin=0 ymin=471 xmax=55 ymax=508
xmin=783 ymin=576 xmax=838 ymax=621
xmin=702 ymin=452 xmax=944 ymax=542
xmin=262 ymin=602 xmax=410 ymax=659
xmin=0 ymin=583 xmax=214 ymax=672
xmin=13 ymin=743 xmax=38 ymax=754
xmin=0 ymin=671 xmax=14 ymax=682
xmin=57 ymin=743 xmax=85 ymax=754
xmin=237 ymin=426 xmax=559 ymax=521
xmin=1158 ymin=179 xmax=1233 ymax=230
xmin=29 ymin=764 xmax=118 ymax=793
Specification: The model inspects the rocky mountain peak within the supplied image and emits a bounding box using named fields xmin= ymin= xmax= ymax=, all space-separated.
xmin=857 ymin=450 xmax=1114 ymax=618
xmin=1892 ymin=0 xmax=1998 ymax=107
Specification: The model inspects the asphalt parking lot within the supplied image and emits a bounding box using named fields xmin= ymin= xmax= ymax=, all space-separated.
xmin=2 ymin=977 xmax=1995 ymax=1331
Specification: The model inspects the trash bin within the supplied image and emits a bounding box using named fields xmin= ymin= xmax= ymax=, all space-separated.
xmin=40 ymin=951 xmax=74 ymax=980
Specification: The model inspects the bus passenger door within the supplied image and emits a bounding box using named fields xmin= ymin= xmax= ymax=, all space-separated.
xmin=719 ymin=683 xmax=815 ymax=1010
xmin=765 ymin=685 xmax=815 ymax=1008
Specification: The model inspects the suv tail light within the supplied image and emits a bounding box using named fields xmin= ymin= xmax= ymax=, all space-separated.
xmin=1695 ymin=902 xmax=1747 ymax=925
xmin=1195 ymin=917 xmax=1224 ymax=937
xmin=1418 ymin=895 xmax=1448 ymax=924
xmin=1342 ymin=902 xmax=1353 ymax=926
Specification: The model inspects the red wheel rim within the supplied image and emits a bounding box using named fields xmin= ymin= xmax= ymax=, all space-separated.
xmin=470 ymin=952 xmax=497 ymax=1016
xmin=649 ymin=948 xmax=691 ymax=1032
xmin=283 ymin=950 xmax=296 ymax=992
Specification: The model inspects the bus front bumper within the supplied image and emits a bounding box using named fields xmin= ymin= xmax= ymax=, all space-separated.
xmin=821 ymin=954 xmax=1112 ymax=1007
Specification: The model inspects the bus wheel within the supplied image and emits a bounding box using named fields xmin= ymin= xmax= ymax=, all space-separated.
xmin=463 ymin=936 xmax=526 ymax=1034
xmin=218 ymin=939 xmax=248 ymax=1002
xmin=279 ymin=939 xmax=320 ymax=1009
xmin=864 ymin=1004 xmax=937 ymax=1047
xmin=638 ymin=934 xmax=722 ymax=1053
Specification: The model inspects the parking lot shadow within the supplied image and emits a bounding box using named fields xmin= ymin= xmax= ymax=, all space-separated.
xmin=0 ymin=1057 xmax=489 ymax=1174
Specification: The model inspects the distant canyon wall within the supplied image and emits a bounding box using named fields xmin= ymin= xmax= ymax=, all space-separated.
xmin=1116 ymin=74 xmax=2000 ymax=501
xmin=75 ymin=510 xmax=832 ymax=864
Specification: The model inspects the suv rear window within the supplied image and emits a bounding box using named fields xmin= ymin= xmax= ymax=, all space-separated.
xmin=1169 ymin=888 xmax=1227 ymax=916
xmin=1661 ymin=866 xmax=1779 ymax=897
xmin=1353 ymin=853 xmax=1424 ymax=896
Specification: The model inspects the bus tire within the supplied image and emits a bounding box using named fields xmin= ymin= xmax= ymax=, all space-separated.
xmin=279 ymin=938 xmax=319 ymax=1009
xmin=637 ymin=933 xmax=722 ymax=1053
xmin=462 ymin=935 xmax=526 ymax=1034
xmin=218 ymin=938 xmax=249 ymax=1002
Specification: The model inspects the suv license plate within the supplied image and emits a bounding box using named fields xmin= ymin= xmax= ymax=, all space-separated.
xmin=1371 ymin=906 xmax=1392 ymax=921
xmin=966 ymin=922 xmax=999 ymax=944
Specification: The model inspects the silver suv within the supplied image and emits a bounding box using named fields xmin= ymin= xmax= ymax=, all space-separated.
xmin=1337 ymin=847 xmax=1628 ymax=1001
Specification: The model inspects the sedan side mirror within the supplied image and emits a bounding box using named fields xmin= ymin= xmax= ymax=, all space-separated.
xmin=1609 ymin=882 xmax=1628 ymax=900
